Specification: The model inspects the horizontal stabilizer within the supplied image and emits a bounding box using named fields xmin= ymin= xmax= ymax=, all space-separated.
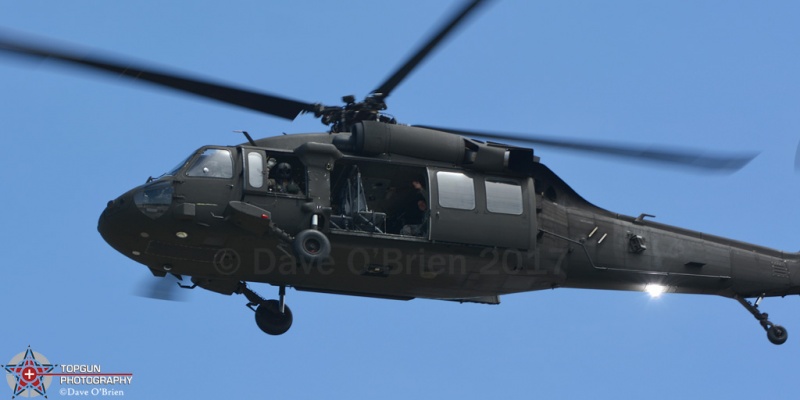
xmin=439 ymin=296 xmax=500 ymax=305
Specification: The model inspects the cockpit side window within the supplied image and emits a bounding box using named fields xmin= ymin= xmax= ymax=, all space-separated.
xmin=186 ymin=149 xmax=233 ymax=178
xmin=247 ymin=152 xmax=265 ymax=188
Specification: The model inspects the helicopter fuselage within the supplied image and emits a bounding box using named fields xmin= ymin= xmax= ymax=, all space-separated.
xmin=98 ymin=129 xmax=800 ymax=306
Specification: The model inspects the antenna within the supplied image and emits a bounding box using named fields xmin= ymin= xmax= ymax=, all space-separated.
xmin=234 ymin=130 xmax=257 ymax=146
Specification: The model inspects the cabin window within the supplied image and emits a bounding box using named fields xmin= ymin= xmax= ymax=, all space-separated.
xmin=486 ymin=179 xmax=523 ymax=215
xmin=247 ymin=152 xmax=264 ymax=188
xmin=186 ymin=148 xmax=233 ymax=178
xmin=437 ymin=171 xmax=475 ymax=210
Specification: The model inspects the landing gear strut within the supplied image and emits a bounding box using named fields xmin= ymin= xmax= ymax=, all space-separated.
xmin=240 ymin=283 xmax=293 ymax=336
xmin=735 ymin=294 xmax=788 ymax=345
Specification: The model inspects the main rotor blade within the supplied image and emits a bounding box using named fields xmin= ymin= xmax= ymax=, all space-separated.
xmin=0 ymin=30 xmax=317 ymax=120
xmin=371 ymin=0 xmax=489 ymax=99
xmin=794 ymin=140 xmax=800 ymax=173
xmin=418 ymin=125 xmax=758 ymax=172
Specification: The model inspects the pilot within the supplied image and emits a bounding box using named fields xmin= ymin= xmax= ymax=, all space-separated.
xmin=202 ymin=160 xmax=225 ymax=178
xmin=274 ymin=162 xmax=300 ymax=194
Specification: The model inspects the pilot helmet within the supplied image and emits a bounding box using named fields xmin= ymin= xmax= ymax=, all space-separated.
xmin=276 ymin=162 xmax=292 ymax=179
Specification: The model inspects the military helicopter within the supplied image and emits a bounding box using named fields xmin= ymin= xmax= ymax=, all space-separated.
xmin=1 ymin=0 xmax=796 ymax=344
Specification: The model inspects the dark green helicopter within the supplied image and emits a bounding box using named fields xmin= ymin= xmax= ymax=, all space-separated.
xmin=1 ymin=0 xmax=795 ymax=344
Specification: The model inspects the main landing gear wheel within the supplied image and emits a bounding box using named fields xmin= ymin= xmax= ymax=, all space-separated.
xmin=240 ymin=283 xmax=294 ymax=336
xmin=767 ymin=325 xmax=788 ymax=345
xmin=255 ymin=300 xmax=293 ymax=336
xmin=293 ymin=229 xmax=331 ymax=264
xmin=735 ymin=294 xmax=788 ymax=345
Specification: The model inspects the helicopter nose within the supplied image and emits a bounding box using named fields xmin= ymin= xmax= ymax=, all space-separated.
xmin=98 ymin=189 xmax=141 ymax=257
xmin=101 ymin=192 xmax=130 ymax=220
xmin=99 ymin=179 xmax=182 ymax=264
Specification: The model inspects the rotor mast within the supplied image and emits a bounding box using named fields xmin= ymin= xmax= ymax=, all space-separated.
xmin=314 ymin=0 xmax=488 ymax=133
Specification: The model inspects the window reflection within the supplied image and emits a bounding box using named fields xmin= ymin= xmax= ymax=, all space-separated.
xmin=186 ymin=149 xmax=233 ymax=178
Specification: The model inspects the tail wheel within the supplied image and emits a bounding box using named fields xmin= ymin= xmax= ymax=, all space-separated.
xmin=254 ymin=300 xmax=293 ymax=336
xmin=293 ymin=229 xmax=331 ymax=264
xmin=735 ymin=295 xmax=789 ymax=345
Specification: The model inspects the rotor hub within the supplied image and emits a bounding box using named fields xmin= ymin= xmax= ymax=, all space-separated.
xmin=315 ymin=94 xmax=396 ymax=133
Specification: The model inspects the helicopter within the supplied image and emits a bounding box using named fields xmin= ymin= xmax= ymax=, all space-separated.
xmin=0 ymin=0 xmax=797 ymax=344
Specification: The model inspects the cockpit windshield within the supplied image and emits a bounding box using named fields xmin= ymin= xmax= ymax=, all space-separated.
xmin=186 ymin=148 xmax=233 ymax=178
xmin=163 ymin=154 xmax=193 ymax=177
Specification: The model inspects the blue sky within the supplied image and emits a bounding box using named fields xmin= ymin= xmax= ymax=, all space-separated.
xmin=1 ymin=1 xmax=799 ymax=399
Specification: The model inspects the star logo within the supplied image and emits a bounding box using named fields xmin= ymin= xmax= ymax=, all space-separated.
xmin=3 ymin=347 xmax=56 ymax=399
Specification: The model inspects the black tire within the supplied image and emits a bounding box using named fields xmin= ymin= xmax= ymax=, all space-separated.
xmin=767 ymin=325 xmax=788 ymax=345
xmin=254 ymin=300 xmax=293 ymax=336
xmin=293 ymin=229 xmax=331 ymax=264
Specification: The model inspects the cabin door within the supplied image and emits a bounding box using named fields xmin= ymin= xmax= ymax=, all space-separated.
xmin=429 ymin=168 xmax=533 ymax=250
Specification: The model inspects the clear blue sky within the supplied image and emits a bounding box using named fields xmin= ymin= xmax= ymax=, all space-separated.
xmin=1 ymin=1 xmax=799 ymax=399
